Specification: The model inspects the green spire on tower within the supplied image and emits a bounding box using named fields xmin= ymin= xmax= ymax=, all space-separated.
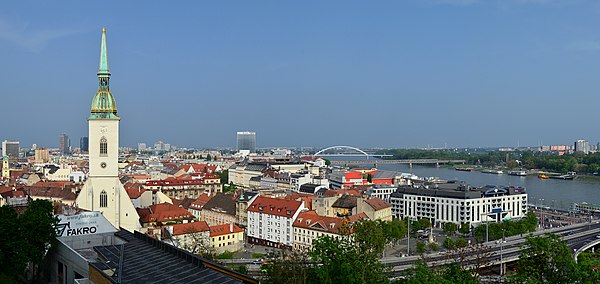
xmin=90 ymin=27 xmax=119 ymax=119
xmin=98 ymin=27 xmax=110 ymax=75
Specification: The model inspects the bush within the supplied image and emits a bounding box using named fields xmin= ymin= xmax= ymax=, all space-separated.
xmin=428 ymin=242 xmax=439 ymax=251
xmin=416 ymin=241 xmax=427 ymax=254
xmin=215 ymin=251 xmax=235 ymax=259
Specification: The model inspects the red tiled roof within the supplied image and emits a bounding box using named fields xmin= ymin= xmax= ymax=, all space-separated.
xmin=293 ymin=211 xmax=368 ymax=234
xmin=180 ymin=163 xmax=219 ymax=174
xmin=139 ymin=203 xmax=196 ymax=223
xmin=170 ymin=221 xmax=210 ymax=236
xmin=284 ymin=193 xmax=316 ymax=211
xmin=209 ymin=223 xmax=244 ymax=237
xmin=145 ymin=178 xmax=204 ymax=186
xmin=126 ymin=187 xmax=147 ymax=199
xmin=190 ymin=193 xmax=212 ymax=210
xmin=322 ymin=189 xmax=362 ymax=197
xmin=248 ymin=196 xmax=303 ymax=218
xmin=27 ymin=187 xmax=77 ymax=200
xmin=364 ymin=197 xmax=391 ymax=211
xmin=31 ymin=181 xmax=74 ymax=188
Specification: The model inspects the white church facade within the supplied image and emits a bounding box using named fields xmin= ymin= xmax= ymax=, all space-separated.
xmin=75 ymin=28 xmax=141 ymax=232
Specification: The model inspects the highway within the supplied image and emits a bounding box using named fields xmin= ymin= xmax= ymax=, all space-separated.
xmin=221 ymin=221 xmax=600 ymax=277
xmin=383 ymin=221 xmax=600 ymax=274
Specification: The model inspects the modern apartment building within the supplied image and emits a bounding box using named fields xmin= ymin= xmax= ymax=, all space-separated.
xmin=389 ymin=181 xmax=528 ymax=226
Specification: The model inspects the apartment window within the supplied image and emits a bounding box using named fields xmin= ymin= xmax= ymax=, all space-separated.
xmin=100 ymin=190 xmax=108 ymax=207
xmin=100 ymin=137 xmax=108 ymax=156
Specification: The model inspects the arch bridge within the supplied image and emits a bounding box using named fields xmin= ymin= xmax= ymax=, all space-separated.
xmin=313 ymin=145 xmax=372 ymax=159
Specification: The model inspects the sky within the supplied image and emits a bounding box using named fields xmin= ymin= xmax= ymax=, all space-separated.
xmin=2 ymin=0 xmax=600 ymax=149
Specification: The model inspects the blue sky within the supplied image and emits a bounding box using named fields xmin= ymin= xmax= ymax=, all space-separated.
xmin=2 ymin=0 xmax=600 ymax=149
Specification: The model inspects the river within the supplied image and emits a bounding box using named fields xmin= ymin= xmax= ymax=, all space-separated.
xmin=330 ymin=157 xmax=600 ymax=209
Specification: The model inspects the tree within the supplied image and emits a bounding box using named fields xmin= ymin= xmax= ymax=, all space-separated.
xmin=21 ymin=200 xmax=58 ymax=282
xmin=366 ymin=173 xmax=373 ymax=183
xmin=206 ymin=154 xmax=212 ymax=161
xmin=418 ymin=218 xmax=431 ymax=230
xmin=510 ymin=234 xmax=579 ymax=284
xmin=443 ymin=223 xmax=457 ymax=236
xmin=310 ymin=220 xmax=389 ymax=284
xmin=263 ymin=249 xmax=313 ymax=284
xmin=0 ymin=200 xmax=58 ymax=282
xmin=0 ymin=205 xmax=26 ymax=282
xmin=459 ymin=223 xmax=470 ymax=235
xmin=381 ymin=218 xmax=407 ymax=245
xmin=416 ymin=242 xmax=427 ymax=254
xmin=178 ymin=228 xmax=215 ymax=260
xmin=399 ymin=261 xmax=478 ymax=284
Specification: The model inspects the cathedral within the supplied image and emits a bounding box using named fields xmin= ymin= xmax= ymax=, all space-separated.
xmin=75 ymin=28 xmax=141 ymax=232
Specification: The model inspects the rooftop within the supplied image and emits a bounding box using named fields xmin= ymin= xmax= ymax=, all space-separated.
xmin=90 ymin=229 xmax=257 ymax=284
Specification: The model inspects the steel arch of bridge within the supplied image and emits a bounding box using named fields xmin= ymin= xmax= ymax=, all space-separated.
xmin=314 ymin=146 xmax=369 ymax=158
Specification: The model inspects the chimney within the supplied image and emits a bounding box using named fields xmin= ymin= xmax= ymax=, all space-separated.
xmin=229 ymin=222 xmax=233 ymax=233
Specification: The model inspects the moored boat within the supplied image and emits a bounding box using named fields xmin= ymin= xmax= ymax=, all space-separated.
xmin=538 ymin=174 xmax=549 ymax=179
xmin=508 ymin=170 xmax=527 ymax=176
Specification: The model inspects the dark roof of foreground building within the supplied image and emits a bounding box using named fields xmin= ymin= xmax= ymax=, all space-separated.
xmin=90 ymin=229 xmax=257 ymax=284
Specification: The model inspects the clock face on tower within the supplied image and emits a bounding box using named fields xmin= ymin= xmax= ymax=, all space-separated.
xmin=100 ymin=126 xmax=108 ymax=133
xmin=100 ymin=162 xmax=107 ymax=168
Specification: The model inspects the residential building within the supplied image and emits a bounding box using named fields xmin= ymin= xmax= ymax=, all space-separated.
xmin=356 ymin=197 xmax=392 ymax=221
xmin=209 ymin=223 xmax=245 ymax=253
xmin=138 ymin=203 xmax=195 ymax=231
xmin=247 ymin=196 xmax=305 ymax=248
xmin=144 ymin=176 xmax=222 ymax=199
xmin=237 ymin=131 xmax=256 ymax=153
xmin=201 ymin=192 xmax=237 ymax=226
xmin=34 ymin=148 xmax=50 ymax=163
xmin=163 ymin=221 xmax=210 ymax=253
xmin=235 ymin=191 xmax=259 ymax=228
xmin=188 ymin=193 xmax=213 ymax=219
xmin=228 ymin=162 xmax=268 ymax=187
xmin=2 ymin=140 xmax=19 ymax=158
xmin=365 ymin=184 xmax=397 ymax=202
xmin=389 ymin=181 xmax=528 ymax=226
xmin=575 ymin=139 xmax=591 ymax=154
xmin=293 ymin=211 xmax=368 ymax=250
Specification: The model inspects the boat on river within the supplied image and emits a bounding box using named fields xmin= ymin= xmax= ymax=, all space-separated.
xmin=482 ymin=169 xmax=503 ymax=174
xmin=538 ymin=174 xmax=549 ymax=179
xmin=549 ymin=172 xmax=576 ymax=180
xmin=508 ymin=170 xmax=527 ymax=176
xmin=455 ymin=167 xmax=473 ymax=172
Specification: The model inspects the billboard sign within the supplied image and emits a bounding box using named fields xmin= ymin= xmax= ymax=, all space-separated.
xmin=55 ymin=211 xmax=117 ymax=237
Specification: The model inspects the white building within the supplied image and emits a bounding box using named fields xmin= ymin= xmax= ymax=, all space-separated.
xmin=389 ymin=181 xmax=528 ymax=226
xmin=247 ymin=196 xmax=305 ymax=248
xmin=365 ymin=184 xmax=397 ymax=202
xmin=75 ymin=28 xmax=141 ymax=233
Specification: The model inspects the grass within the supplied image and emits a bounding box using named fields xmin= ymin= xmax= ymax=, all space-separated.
xmin=252 ymin=252 xmax=266 ymax=259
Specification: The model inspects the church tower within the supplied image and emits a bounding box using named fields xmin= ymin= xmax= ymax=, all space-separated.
xmin=76 ymin=28 xmax=140 ymax=232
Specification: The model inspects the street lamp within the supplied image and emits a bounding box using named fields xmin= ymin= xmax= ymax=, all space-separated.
xmin=500 ymin=229 xmax=505 ymax=279
xmin=540 ymin=198 xmax=545 ymax=229
xmin=406 ymin=216 xmax=416 ymax=255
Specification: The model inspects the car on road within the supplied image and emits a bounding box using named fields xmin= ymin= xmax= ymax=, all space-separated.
xmin=252 ymin=258 xmax=263 ymax=265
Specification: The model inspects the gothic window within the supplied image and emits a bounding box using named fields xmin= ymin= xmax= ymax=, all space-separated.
xmin=100 ymin=190 xmax=108 ymax=208
xmin=100 ymin=137 xmax=107 ymax=156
